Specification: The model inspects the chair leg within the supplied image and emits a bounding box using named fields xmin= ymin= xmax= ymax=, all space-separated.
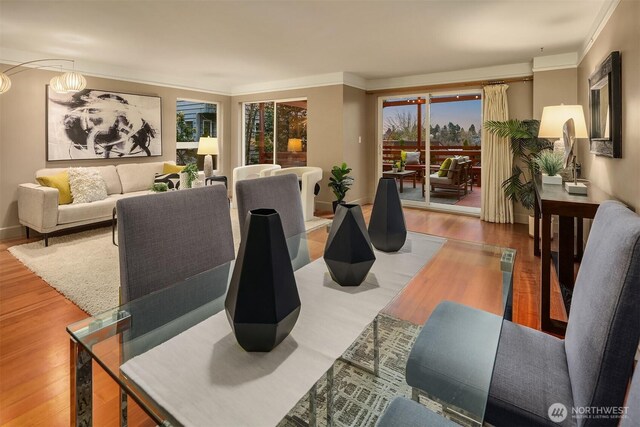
xmin=412 ymin=387 xmax=420 ymax=402
xmin=25 ymin=226 xmax=30 ymax=238
xmin=44 ymin=234 xmax=49 ymax=247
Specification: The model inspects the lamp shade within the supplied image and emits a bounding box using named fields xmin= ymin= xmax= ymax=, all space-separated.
xmin=0 ymin=73 xmax=11 ymax=94
xmin=197 ymin=137 xmax=219 ymax=155
xmin=287 ymin=138 xmax=303 ymax=152
xmin=61 ymin=71 xmax=87 ymax=92
xmin=539 ymin=105 xmax=588 ymax=138
xmin=49 ymin=75 xmax=68 ymax=94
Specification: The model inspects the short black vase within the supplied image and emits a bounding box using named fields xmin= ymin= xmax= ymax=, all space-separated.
xmin=225 ymin=208 xmax=301 ymax=352
xmin=368 ymin=177 xmax=407 ymax=252
xmin=324 ymin=204 xmax=376 ymax=286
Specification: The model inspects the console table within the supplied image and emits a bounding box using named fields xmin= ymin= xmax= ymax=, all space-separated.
xmin=533 ymin=177 xmax=612 ymax=334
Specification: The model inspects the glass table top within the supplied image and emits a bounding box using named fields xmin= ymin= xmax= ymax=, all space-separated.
xmin=67 ymin=226 xmax=515 ymax=426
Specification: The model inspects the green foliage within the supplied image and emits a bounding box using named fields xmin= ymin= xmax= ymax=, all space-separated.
xmin=182 ymin=163 xmax=199 ymax=187
xmin=536 ymin=150 xmax=564 ymax=176
xmin=176 ymin=112 xmax=196 ymax=142
xmin=151 ymin=182 xmax=168 ymax=192
xmin=484 ymin=119 xmax=552 ymax=211
xmin=328 ymin=162 xmax=354 ymax=202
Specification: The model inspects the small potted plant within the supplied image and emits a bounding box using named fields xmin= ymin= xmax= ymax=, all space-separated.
xmin=151 ymin=182 xmax=168 ymax=192
xmin=536 ymin=150 xmax=564 ymax=185
xmin=392 ymin=161 xmax=399 ymax=173
xmin=328 ymin=162 xmax=354 ymax=212
xmin=180 ymin=163 xmax=199 ymax=189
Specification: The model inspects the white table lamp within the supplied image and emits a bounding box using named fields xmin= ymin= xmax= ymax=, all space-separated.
xmin=539 ymin=105 xmax=588 ymax=194
xmin=197 ymin=137 xmax=219 ymax=177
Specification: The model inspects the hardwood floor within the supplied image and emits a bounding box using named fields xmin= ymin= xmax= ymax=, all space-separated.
xmin=0 ymin=207 xmax=567 ymax=426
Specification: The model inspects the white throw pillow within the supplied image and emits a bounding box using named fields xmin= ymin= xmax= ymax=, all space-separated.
xmin=68 ymin=167 xmax=108 ymax=204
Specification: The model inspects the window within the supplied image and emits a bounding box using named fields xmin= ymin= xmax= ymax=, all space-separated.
xmin=243 ymin=99 xmax=307 ymax=168
xmin=176 ymin=100 xmax=218 ymax=166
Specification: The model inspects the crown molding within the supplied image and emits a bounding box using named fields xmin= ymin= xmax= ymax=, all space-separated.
xmin=578 ymin=0 xmax=621 ymax=64
xmin=532 ymin=52 xmax=578 ymax=72
xmin=0 ymin=47 xmax=232 ymax=96
xmin=230 ymin=72 xmax=367 ymax=96
xmin=365 ymin=62 xmax=533 ymax=91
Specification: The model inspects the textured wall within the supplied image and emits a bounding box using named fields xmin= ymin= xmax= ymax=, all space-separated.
xmin=577 ymin=0 xmax=640 ymax=210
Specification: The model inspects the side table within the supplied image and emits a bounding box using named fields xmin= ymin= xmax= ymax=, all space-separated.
xmin=533 ymin=177 xmax=612 ymax=334
xmin=205 ymin=175 xmax=228 ymax=188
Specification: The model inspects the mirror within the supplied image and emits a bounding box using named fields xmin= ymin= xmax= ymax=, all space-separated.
xmin=589 ymin=51 xmax=621 ymax=158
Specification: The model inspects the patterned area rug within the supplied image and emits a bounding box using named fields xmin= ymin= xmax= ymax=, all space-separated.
xmin=279 ymin=315 xmax=461 ymax=427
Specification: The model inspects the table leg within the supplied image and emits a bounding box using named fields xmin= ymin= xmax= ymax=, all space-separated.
xmin=399 ymin=177 xmax=404 ymax=193
xmin=412 ymin=174 xmax=416 ymax=188
xmin=576 ymin=218 xmax=584 ymax=261
xmin=373 ymin=316 xmax=379 ymax=376
xmin=308 ymin=384 xmax=317 ymax=427
xmin=327 ymin=365 xmax=334 ymax=427
xmin=540 ymin=213 xmax=552 ymax=332
xmin=558 ymin=216 xmax=575 ymax=290
xmin=534 ymin=200 xmax=540 ymax=257
xmin=70 ymin=338 xmax=92 ymax=427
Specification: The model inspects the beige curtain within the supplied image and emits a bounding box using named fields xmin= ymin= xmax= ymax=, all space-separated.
xmin=480 ymin=84 xmax=513 ymax=223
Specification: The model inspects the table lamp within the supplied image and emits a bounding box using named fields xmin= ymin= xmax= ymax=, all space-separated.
xmin=287 ymin=138 xmax=303 ymax=152
xmin=197 ymin=137 xmax=219 ymax=177
xmin=539 ymin=105 xmax=588 ymax=195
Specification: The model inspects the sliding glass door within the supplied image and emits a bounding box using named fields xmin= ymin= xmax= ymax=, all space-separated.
xmin=380 ymin=96 xmax=428 ymax=203
xmin=243 ymin=99 xmax=307 ymax=168
xmin=378 ymin=91 xmax=482 ymax=213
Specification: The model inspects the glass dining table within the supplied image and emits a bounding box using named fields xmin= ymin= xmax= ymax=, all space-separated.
xmin=67 ymin=226 xmax=515 ymax=427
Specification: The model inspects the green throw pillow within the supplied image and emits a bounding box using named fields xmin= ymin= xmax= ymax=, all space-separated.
xmin=438 ymin=158 xmax=452 ymax=177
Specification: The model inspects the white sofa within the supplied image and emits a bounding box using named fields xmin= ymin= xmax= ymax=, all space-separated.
xmin=18 ymin=162 xmax=185 ymax=245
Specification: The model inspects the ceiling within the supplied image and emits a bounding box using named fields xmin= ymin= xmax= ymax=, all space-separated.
xmin=0 ymin=0 xmax=613 ymax=94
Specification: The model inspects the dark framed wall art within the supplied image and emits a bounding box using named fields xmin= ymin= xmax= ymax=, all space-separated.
xmin=47 ymin=88 xmax=162 ymax=161
xmin=588 ymin=51 xmax=622 ymax=158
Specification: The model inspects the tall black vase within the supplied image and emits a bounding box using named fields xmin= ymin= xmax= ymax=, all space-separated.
xmin=324 ymin=204 xmax=376 ymax=286
xmin=225 ymin=208 xmax=301 ymax=352
xmin=368 ymin=177 xmax=407 ymax=252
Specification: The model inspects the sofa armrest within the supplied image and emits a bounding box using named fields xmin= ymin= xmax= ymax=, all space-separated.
xmin=18 ymin=183 xmax=59 ymax=232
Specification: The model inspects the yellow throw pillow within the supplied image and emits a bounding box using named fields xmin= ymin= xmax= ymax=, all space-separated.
xmin=437 ymin=158 xmax=452 ymax=177
xmin=36 ymin=171 xmax=72 ymax=205
xmin=163 ymin=163 xmax=185 ymax=174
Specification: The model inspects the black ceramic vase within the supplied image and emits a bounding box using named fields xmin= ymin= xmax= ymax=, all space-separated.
xmin=324 ymin=204 xmax=376 ymax=286
xmin=368 ymin=177 xmax=407 ymax=252
xmin=225 ymin=208 xmax=301 ymax=352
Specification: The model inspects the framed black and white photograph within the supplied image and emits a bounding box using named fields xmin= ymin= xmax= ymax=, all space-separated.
xmin=47 ymin=88 xmax=162 ymax=161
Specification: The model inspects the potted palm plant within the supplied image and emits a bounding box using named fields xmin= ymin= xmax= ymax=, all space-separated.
xmin=484 ymin=119 xmax=553 ymax=236
xmin=328 ymin=162 xmax=354 ymax=212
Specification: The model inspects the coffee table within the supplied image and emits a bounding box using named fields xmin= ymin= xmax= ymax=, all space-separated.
xmin=67 ymin=228 xmax=514 ymax=426
xmin=382 ymin=170 xmax=417 ymax=193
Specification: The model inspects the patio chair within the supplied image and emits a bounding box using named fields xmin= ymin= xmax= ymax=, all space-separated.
xmin=427 ymin=158 xmax=471 ymax=200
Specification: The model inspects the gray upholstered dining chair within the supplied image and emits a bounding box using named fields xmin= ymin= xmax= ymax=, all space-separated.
xmin=404 ymin=201 xmax=639 ymax=427
xmin=235 ymin=173 xmax=308 ymax=269
xmin=117 ymin=185 xmax=234 ymax=303
xmin=235 ymin=173 xmax=305 ymax=238
xmin=483 ymin=200 xmax=640 ymax=426
xmin=376 ymin=397 xmax=457 ymax=427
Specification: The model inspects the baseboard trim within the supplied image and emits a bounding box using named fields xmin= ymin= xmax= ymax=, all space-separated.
xmin=315 ymin=196 xmax=373 ymax=213
xmin=0 ymin=225 xmax=25 ymax=240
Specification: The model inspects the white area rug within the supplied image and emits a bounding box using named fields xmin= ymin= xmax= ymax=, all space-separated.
xmin=8 ymin=212 xmax=331 ymax=316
